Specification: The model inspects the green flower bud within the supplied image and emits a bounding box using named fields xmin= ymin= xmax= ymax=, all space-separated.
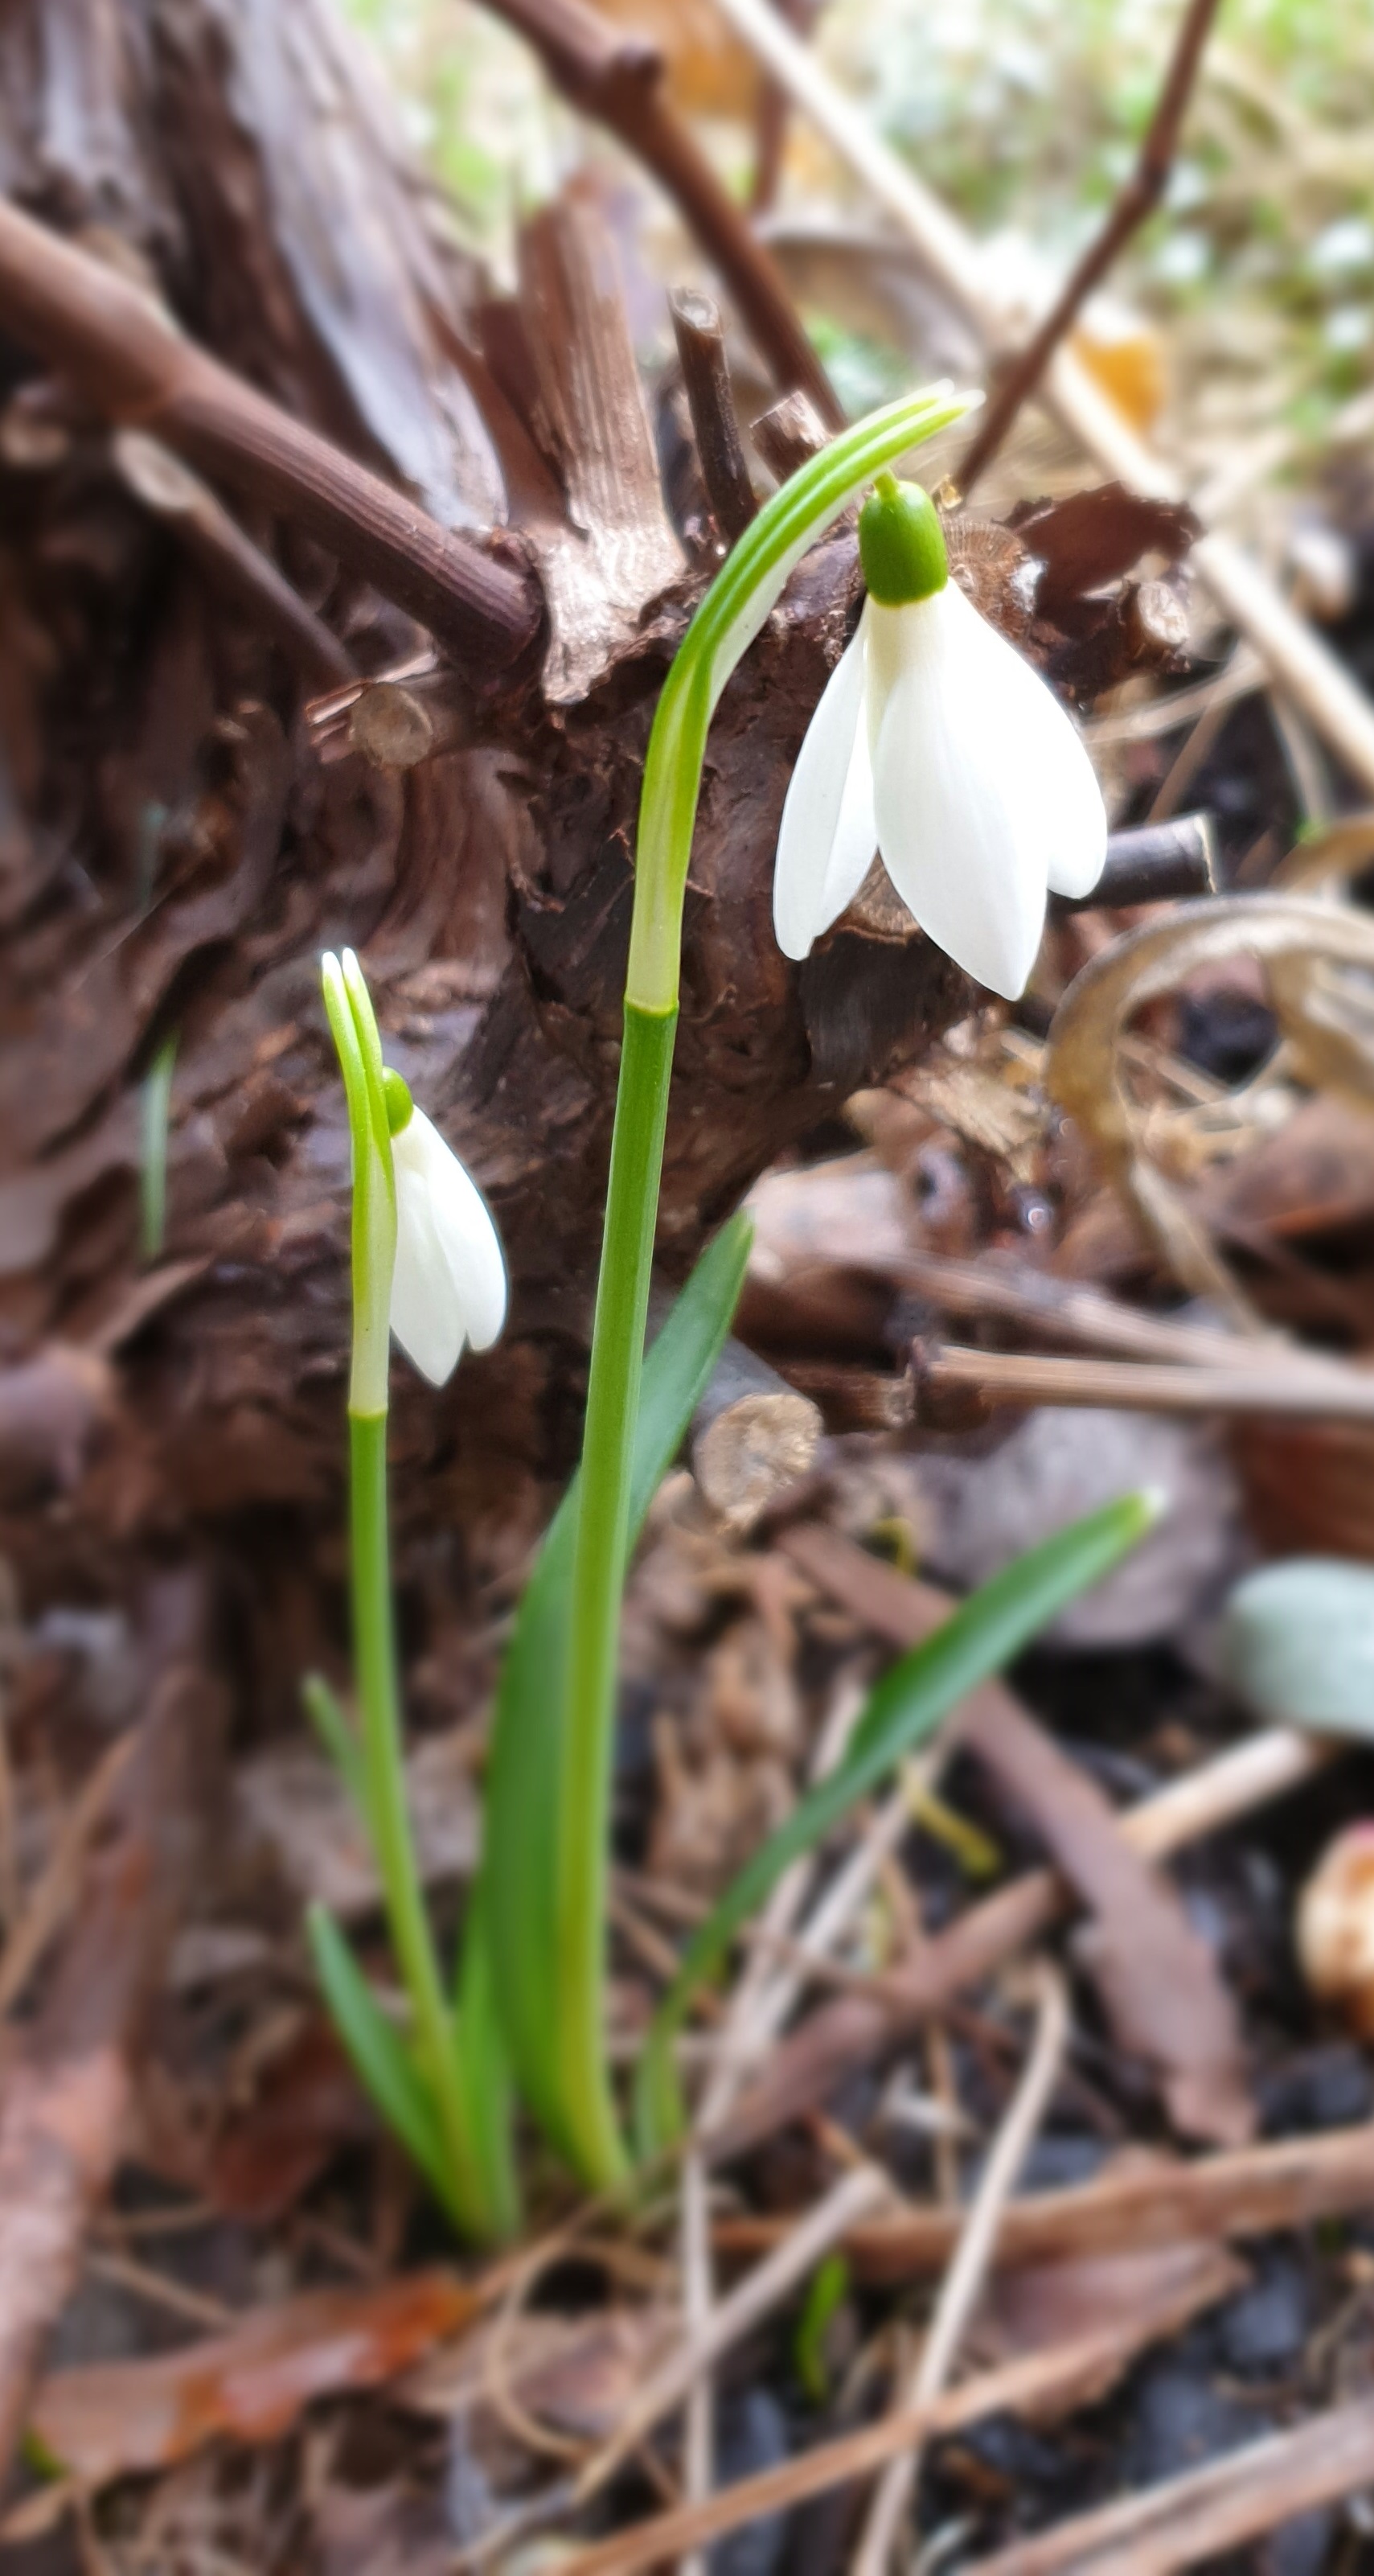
xmin=858 ymin=473 xmax=948 ymax=606
xmin=383 ymin=1067 xmax=413 ymax=1136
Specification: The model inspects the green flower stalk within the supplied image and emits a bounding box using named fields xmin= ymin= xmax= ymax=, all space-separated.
xmin=513 ymin=383 xmax=978 ymax=2188
xmin=313 ymin=950 xmax=515 ymax=2238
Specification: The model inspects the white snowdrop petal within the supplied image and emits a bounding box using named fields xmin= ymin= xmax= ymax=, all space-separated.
xmin=871 ymin=587 xmax=1048 ymax=1000
xmin=927 ymin=584 xmax=1106 ymax=902
xmin=390 ymin=1157 xmax=467 ymax=1386
xmin=386 ymin=1109 xmax=507 ymax=1382
xmin=1041 ymin=707 xmax=1109 ymax=898
xmin=424 ymin=1158 xmax=508 ymax=1354
xmin=773 ymin=622 xmax=876 ymax=960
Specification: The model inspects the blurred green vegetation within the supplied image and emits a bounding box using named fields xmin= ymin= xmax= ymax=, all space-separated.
xmin=344 ymin=0 xmax=1374 ymax=449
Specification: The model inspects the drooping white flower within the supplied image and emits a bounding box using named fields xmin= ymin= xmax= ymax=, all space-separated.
xmin=773 ymin=475 xmax=1106 ymax=1000
xmin=388 ymin=1099 xmax=507 ymax=1387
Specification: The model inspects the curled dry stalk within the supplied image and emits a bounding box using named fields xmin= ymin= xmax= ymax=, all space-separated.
xmin=1044 ymin=894 xmax=1374 ymax=1326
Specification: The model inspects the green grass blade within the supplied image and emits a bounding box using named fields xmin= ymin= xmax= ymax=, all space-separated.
xmin=302 ymin=1672 xmax=365 ymax=1811
xmin=475 ymin=1213 xmax=753 ymax=2165
xmin=306 ymin=1902 xmax=461 ymax=2224
xmin=635 ymin=1489 xmax=1160 ymax=2155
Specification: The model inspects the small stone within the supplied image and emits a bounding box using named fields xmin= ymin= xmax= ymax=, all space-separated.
xmin=709 ymin=2389 xmax=790 ymax=2576
xmin=1222 ymin=1559 xmax=1374 ymax=1730
xmin=1218 ymin=2253 xmax=1310 ymax=2377
xmin=1259 ymin=2044 xmax=1374 ymax=2136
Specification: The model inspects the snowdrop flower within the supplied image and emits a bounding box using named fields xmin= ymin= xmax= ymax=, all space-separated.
xmin=773 ymin=475 xmax=1106 ymax=999
xmin=387 ymin=1088 xmax=507 ymax=1387
xmin=321 ymin=948 xmax=507 ymax=1411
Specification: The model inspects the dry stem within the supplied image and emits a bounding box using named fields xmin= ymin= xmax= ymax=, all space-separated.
xmin=854 ymin=1962 xmax=1069 ymax=2576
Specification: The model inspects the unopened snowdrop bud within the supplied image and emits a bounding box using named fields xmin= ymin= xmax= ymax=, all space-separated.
xmin=388 ymin=1091 xmax=507 ymax=1388
xmin=773 ymin=474 xmax=1107 ymax=999
xmin=1297 ymin=1826 xmax=1374 ymax=2038
xmin=322 ymin=948 xmax=507 ymax=1406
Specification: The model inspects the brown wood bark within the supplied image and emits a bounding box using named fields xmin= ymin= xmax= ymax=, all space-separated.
xmin=0 ymin=2 xmax=1167 ymax=1698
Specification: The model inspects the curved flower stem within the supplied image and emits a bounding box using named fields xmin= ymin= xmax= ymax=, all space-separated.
xmin=551 ymin=385 xmax=975 ymax=2187
xmin=350 ymin=1411 xmax=493 ymax=2230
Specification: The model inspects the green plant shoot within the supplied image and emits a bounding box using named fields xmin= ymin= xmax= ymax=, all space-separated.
xmin=482 ymin=383 xmax=976 ymax=2188
xmin=310 ymin=948 xmax=515 ymax=2240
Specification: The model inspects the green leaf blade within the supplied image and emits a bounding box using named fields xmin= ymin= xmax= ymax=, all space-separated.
xmin=474 ymin=1214 xmax=753 ymax=2167
xmin=307 ymin=1903 xmax=462 ymax=2225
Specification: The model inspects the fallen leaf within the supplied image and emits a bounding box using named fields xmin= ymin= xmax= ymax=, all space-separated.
xmin=958 ymin=1693 xmax=1254 ymax=2148
xmin=209 ymin=2021 xmax=371 ymax=2221
xmin=1011 ymin=484 xmax=1200 ymax=617
xmin=970 ymin=2240 xmax=1247 ymax=2418
xmin=30 ymin=2272 xmax=483 ymax=2484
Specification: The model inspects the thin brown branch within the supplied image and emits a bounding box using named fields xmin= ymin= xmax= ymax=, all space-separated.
xmin=715 ymin=2114 xmax=1374 ymax=2282
xmin=478 ymin=0 xmax=843 ymax=427
xmin=863 ymin=1247 xmax=1251 ymax=1369
xmin=670 ymin=287 xmax=757 ymax=541
xmin=912 ymin=1341 xmax=1373 ymax=1430
xmin=958 ymin=0 xmax=1223 ymax=495
xmin=0 ymin=197 xmax=542 ymax=676
xmin=111 ymin=431 xmax=357 ymax=690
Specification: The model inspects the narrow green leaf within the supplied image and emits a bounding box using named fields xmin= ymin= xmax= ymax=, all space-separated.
xmin=794 ymin=2253 xmax=850 ymax=2404
xmin=474 ymin=1213 xmax=753 ymax=2164
xmin=306 ymin=1903 xmax=461 ymax=2224
xmin=139 ymin=1030 xmax=178 ymax=1263
xmin=635 ymin=1489 xmax=1160 ymax=2154
xmin=451 ymin=1924 xmax=521 ymax=2241
xmin=302 ymin=1671 xmax=365 ymax=1813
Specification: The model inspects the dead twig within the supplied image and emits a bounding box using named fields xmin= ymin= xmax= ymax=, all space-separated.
xmin=913 ymin=1341 xmax=1374 ymax=1428
xmin=0 ymin=196 xmax=541 ymax=673
xmin=715 ymin=2113 xmax=1374 ymax=2281
xmin=855 ymin=1963 xmax=1070 ymax=2576
xmin=478 ymin=0 xmax=842 ymax=425
xmin=876 ymin=1247 xmax=1253 ymax=1367
xmin=110 ymin=431 xmax=356 ymax=689
xmin=574 ymin=2162 xmax=890 ymax=2508
xmin=1054 ymin=815 xmax=1217 ymax=911
xmin=961 ymin=2393 xmax=1374 ymax=2576
xmin=958 ymin=0 xmax=1223 ymax=494
xmin=670 ymin=288 xmax=757 ymax=542
xmin=678 ymin=2151 xmax=714 ymax=2576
